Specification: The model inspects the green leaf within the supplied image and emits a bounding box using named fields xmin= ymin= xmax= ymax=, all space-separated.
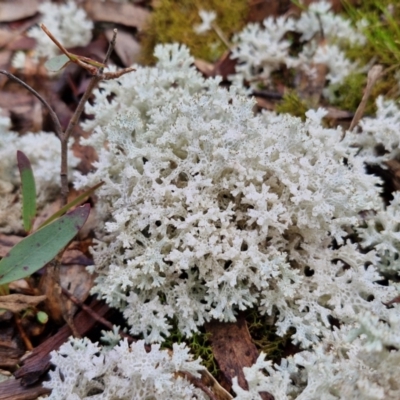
xmin=38 ymin=181 xmax=103 ymax=229
xmin=17 ymin=151 xmax=36 ymax=233
xmin=0 ymin=204 xmax=90 ymax=285
xmin=44 ymin=54 xmax=70 ymax=72
xmin=37 ymin=311 xmax=49 ymax=324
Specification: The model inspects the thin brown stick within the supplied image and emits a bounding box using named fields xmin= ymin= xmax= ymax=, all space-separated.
xmin=41 ymin=24 xmax=105 ymax=73
xmin=101 ymin=67 xmax=136 ymax=80
xmin=1 ymin=30 xmax=125 ymax=205
xmin=179 ymin=371 xmax=219 ymax=400
xmin=60 ymin=29 xmax=119 ymax=205
xmin=211 ymin=23 xmax=232 ymax=50
xmin=40 ymin=23 xmax=70 ymax=58
xmin=102 ymin=29 xmax=119 ymax=72
xmin=14 ymin=314 xmax=34 ymax=351
xmin=0 ymin=70 xmax=63 ymax=138
xmin=61 ymin=287 xmax=134 ymax=342
xmin=343 ymin=65 xmax=383 ymax=139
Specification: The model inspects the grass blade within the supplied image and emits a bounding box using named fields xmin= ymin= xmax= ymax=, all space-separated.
xmin=0 ymin=204 xmax=90 ymax=285
xmin=38 ymin=181 xmax=103 ymax=229
xmin=17 ymin=151 xmax=36 ymax=233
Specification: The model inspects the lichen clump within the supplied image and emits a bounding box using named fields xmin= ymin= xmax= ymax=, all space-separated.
xmin=28 ymin=0 xmax=93 ymax=59
xmin=231 ymin=1 xmax=366 ymax=102
xmin=75 ymin=44 xmax=392 ymax=347
xmin=44 ymin=338 xmax=207 ymax=400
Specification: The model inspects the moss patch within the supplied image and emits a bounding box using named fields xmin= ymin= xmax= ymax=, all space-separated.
xmin=276 ymin=90 xmax=309 ymax=120
xmin=246 ymin=308 xmax=297 ymax=363
xmin=161 ymin=321 xmax=219 ymax=376
xmin=344 ymin=0 xmax=400 ymax=66
xmin=141 ymin=0 xmax=248 ymax=65
xmin=332 ymin=0 xmax=400 ymax=111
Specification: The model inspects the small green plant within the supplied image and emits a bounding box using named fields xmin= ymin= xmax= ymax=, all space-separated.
xmin=0 ymin=204 xmax=89 ymax=285
xmin=17 ymin=151 xmax=36 ymax=233
xmin=0 ymin=204 xmax=90 ymax=285
xmin=41 ymin=23 xmax=105 ymax=73
xmin=0 ymin=150 xmax=98 ymax=286
xmin=41 ymin=23 xmax=134 ymax=78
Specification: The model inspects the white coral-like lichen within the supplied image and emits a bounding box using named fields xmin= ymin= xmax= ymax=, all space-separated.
xmin=357 ymin=192 xmax=400 ymax=276
xmin=232 ymin=353 xmax=297 ymax=400
xmin=233 ymin=307 xmax=400 ymax=399
xmin=295 ymin=0 xmax=365 ymax=45
xmin=231 ymin=16 xmax=298 ymax=86
xmin=231 ymin=0 xmax=363 ymax=93
xmin=0 ymin=131 xmax=78 ymax=197
xmin=354 ymin=97 xmax=400 ymax=165
xmin=194 ymin=10 xmax=217 ymax=35
xmin=44 ymin=337 xmax=208 ymax=400
xmin=75 ymin=44 xmax=392 ymax=346
xmin=28 ymin=0 xmax=93 ymax=59
xmin=350 ymin=98 xmax=400 ymax=276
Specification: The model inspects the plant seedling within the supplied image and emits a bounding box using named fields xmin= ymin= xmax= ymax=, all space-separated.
xmin=0 ymin=204 xmax=90 ymax=285
xmin=41 ymin=24 xmax=135 ymax=80
xmin=17 ymin=150 xmax=36 ymax=233
xmin=0 ymin=152 xmax=102 ymax=286
xmin=41 ymin=23 xmax=106 ymax=74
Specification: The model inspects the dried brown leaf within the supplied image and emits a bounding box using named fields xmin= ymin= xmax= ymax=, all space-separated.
xmin=198 ymin=370 xmax=233 ymax=400
xmin=0 ymin=294 xmax=46 ymax=313
xmin=194 ymin=59 xmax=214 ymax=77
xmin=0 ymin=378 xmax=49 ymax=400
xmin=248 ymin=0 xmax=292 ymax=22
xmin=205 ymin=313 xmax=273 ymax=399
xmin=39 ymin=259 xmax=94 ymax=324
xmin=296 ymin=62 xmax=328 ymax=107
xmin=0 ymin=29 xmax=14 ymax=48
xmin=0 ymin=0 xmax=39 ymax=23
xmin=83 ymin=1 xmax=150 ymax=30
xmin=0 ymin=234 xmax=22 ymax=258
xmin=105 ymin=29 xmax=140 ymax=67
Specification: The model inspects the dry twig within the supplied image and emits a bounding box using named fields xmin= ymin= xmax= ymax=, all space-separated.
xmin=343 ymin=65 xmax=383 ymax=139
xmin=61 ymin=287 xmax=135 ymax=343
xmin=1 ymin=28 xmax=134 ymax=205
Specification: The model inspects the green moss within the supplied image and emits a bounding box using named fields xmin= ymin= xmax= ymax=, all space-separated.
xmin=328 ymin=72 xmax=366 ymax=113
xmin=289 ymin=1 xmax=400 ymax=113
xmin=161 ymin=320 xmax=219 ymax=376
xmin=246 ymin=308 xmax=296 ymax=363
xmin=343 ymin=0 xmax=400 ymax=67
xmin=141 ymin=0 xmax=248 ymax=65
xmin=161 ymin=308 xmax=296 ymax=377
xmin=276 ymin=90 xmax=309 ymax=120
xmin=330 ymin=71 xmax=398 ymax=114
xmin=315 ymin=1 xmax=400 ymax=112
